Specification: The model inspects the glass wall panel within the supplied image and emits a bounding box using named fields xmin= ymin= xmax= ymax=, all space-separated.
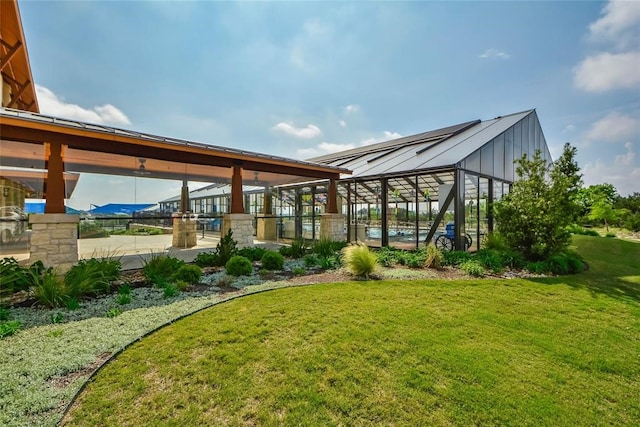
xmin=494 ymin=133 xmax=505 ymax=180
xmin=478 ymin=177 xmax=489 ymax=250
xmin=387 ymin=178 xmax=414 ymax=249
xmin=521 ymin=115 xmax=530 ymax=159
xmin=505 ymin=127 xmax=514 ymax=182
xmin=461 ymin=173 xmax=477 ymax=252
xmin=480 ymin=139 xmax=494 ymax=176
xmin=465 ymin=149 xmax=481 ymax=173
xmin=513 ymin=121 xmax=522 ymax=165
xmin=529 ymin=113 xmax=536 ymax=154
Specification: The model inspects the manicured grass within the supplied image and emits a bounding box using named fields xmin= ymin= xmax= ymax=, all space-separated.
xmin=63 ymin=236 xmax=640 ymax=426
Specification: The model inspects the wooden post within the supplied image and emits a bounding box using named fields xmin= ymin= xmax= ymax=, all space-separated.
xmin=180 ymin=179 xmax=190 ymax=212
xmin=327 ymin=178 xmax=338 ymax=214
xmin=231 ymin=164 xmax=244 ymax=213
xmin=44 ymin=142 xmax=65 ymax=213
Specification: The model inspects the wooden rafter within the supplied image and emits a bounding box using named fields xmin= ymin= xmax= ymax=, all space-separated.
xmin=0 ymin=40 xmax=22 ymax=70
xmin=7 ymin=78 xmax=30 ymax=108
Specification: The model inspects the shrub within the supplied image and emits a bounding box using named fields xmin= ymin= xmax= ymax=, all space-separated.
xmin=65 ymin=258 xmax=121 ymax=298
xmin=50 ymin=312 xmax=64 ymax=324
xmin=194 ymin=251 xmax=219 ymax=267
xmin=548 ymin=253 xmax=570 ymax=275
xmin=499 ymin=250 xmax=526 ymax=269
xmin=0 ymin=258 xmax=44 ymax=298
xmin=475 ymin=249 xmax=506 ymax=273
xmin=312 ymin=238 xmax=346 ymax=257
xmin=0 ymin=307 xmax=9 ymax=321
xmin=460 ymin=260 xmax=485 ymax=277
xmin=258 ymin=269 xmax=275 ymax=280
xmin=216 ymin=275 xmax=235 ymax=288
xmin=403 ymin=250 xmax=426 ymax=269
xmin=238 ymin=247 xmax=267 ymax=262
xmin=319 ymin=255 xmax=341 ymax=270
xmin=35 ymin=270 xmax=68 ymax=308
xmin=292 ymin=267 xmax=306 ymax=276
xmin=280 ymin=238 xmax=308 ymax=258
xmin=303 ymin=254 xmax=320 ymax=268
xmin=567 ymin=224 xmax=600 ymax=236
xmin=341 ymin=243 xmax=378 ymax=279
xmin=261 ymin=251 xmax=284 ymax=271
xmin=78 ymin=222 xmax=109 ymax=238
xmin=442 ymin=250 xmax=472 ymax=266
xmin=105 ymin=307 xmax=122 ymax=318
xmin=216 ymin=229 xmax=238 ymax=266
xmin=0 ymin=320 xmax=21 ymax=339
xmin=173 ymin=265 xmax=202 ymax=284
xmin=174 ymin=280 xmax=190 ymax=291
xmin=65 ymin=298 xmax=80 ymax=311
xmin=118 ymin=284 xmax=131 ymax=295
xmin=526 ymin=261 xmax=550 ymax=274
xmin=225 ymin=256 xmax=253 ymax=277
xmin=163 ymin=285 xmax=178 ymax=298
xmin=483 ymin=232 xmax=508 ymax=251
xmin=565 ymin=251 xmax=585 ymax=274
xmin=605 ymin=232 xmax=616 ymax=238
xmin=376 ymin=247 xmax=398 ymax=267
xmin=143 ymin=253 xmax=185 ymax=285
xmin=116 ymin=293 xmax=131 ymax=305
xmin=424 ymin=243 xmax=443 ymax=269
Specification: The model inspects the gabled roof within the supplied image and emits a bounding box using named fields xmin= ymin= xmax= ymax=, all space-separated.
xmin=311 ymin=110 xmax=534 ymax=180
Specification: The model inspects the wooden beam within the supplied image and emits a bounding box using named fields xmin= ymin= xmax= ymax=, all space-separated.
xmin=327 ymin=178 xmax=338 ymax=213
xmin=44 ymin=142 xmax=66 ymax=213
xmin=231 ymin=164 xmax=244 ymax=213
xmin=0 ymin=40 xmax=22 ymax=70
xmin=7 ymin=79 xmax=30 ymax=108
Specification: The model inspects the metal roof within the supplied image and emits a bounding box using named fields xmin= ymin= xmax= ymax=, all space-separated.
xmin=312 ymin=110 xmax=534 ymax=180
xmin=160 ymin=183 xmax=264 ymax=203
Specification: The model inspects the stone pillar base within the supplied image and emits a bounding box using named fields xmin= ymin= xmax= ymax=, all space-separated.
xmin=256 ymin=215 xmax=277 ymax=241
xmin=222 ymin=213 xmax=254 ymax=247
xmin=349 ymin=223 xmax=367 ymax=242
xmin=172 ymin=213 xmax=198 ymax=248
xmin=30 ymin=214 xmax=79 ymax=272
xmin=319 ymin=213 xmax=346 ymax=242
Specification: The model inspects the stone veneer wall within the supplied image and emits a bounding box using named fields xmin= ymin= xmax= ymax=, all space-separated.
xmin=256 ymin=215 xmax=277 ymax=241
xmin=172 ymin=214 xmax=198 ymax=248
xmin=29 ymin=214 xmax=79 ymax=272
xmin=319 ymin=213 xmax=346 ymax=242
xmin=222 ymin=213 xmax=254 ymax=247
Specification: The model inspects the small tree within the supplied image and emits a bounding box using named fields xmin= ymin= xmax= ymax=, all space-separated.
xmin=494 ymin=144 xmax=582 ymax=261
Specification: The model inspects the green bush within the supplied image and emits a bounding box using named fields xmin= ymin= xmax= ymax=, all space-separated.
xmin=460 ymin=260 xmax=485 ymax=277
xmin=442 ymin=250 xmax=472 ymax=266
xmin=216 ymin=229 xmax=238 ymax=266
xmin=78 ymin=222 xmax=109 ymax=239
xmin=279 ymin=238 xmax=308 ymax=258
xmin=142 ymin=253 xmax=185 ymax=286
xmin=483 ymin=232 xmax=508 ymax=251
xmin=319 ymin=255 xmax=341 ymax=270
xmin=564 ymin=251 xmax=585 ymax=274
xmin=261 ymin=251 xmax=284 ymax=271
xmin=526 ymin=261 xmax=550 ymax=274
xmin=605 ymin=232 xmax=616 ymax=238
xmin=376 ymin=247 xmax=399 ymax=267
xmin=194 ymin=251 xmax=219 ymax=267
xmin=225 ymin=256 xmax=253 ymax=277
xmin=303 ymin=254 xmax=320 ymax=268
xmin=238 ymin=247 xmax=267 ymax=262
xmin=105 ymin=307 xmax=122 ymax=318
xmin=118 ymin=284 xmax=131 ymax=295
xmin=424 ymin=243 xmax=443 ymax=269
xmin=0 ymin=307 xmax=9 ymax=321
xmin=311 ymin=238 xmax=346 ymax=257
xmin=34 ymin=270 xmax=68 ymax=308
xmin=475 ymin=249 xmax=506 ymax=273
xmin=116 ymin=293 xmax=131 ymax=305
xmin=548 ymin=254 xmax=570 ymax=275
xmin=341 ymin=243 xmax=378 ymax=279
xmin=567 ymin=224 xmax=600 ymax=236
xmin=292 ymin=267 xmax=306 ymax=276
xmin=65 ymin=298 xmax=80 ymax=311
xmin=163 ymin=285 xmax=178 ymax=298
xmin=64 ymin=258 xmax=121 ymax=298
xmin=0 ymin=320 xmax=21 ymax=339
xmin=174 ymin=280 xmax=190 ymax=291
xmin=0 ymin=258 xmax=44 ymax=298
xmin=173 ymin=265 xmax=202 ymax=284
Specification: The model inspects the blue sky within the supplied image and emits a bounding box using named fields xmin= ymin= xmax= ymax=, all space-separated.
xmin=18 ymin=0 xmax=639 ymax=208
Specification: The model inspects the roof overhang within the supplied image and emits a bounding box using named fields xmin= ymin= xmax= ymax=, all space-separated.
xmin=0 ymin=0 xmax=38 ymax=112
xmin=0 ymin=109 xmax=351 ymax=189
xmin=0 ymin=167 xmax=79 ymax=198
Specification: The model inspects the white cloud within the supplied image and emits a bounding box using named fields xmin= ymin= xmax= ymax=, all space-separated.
xmin=344 ymin=104 xmax=360 ymax=114
xmin=478 ymin=48 xmax=510 ymax=59
xmin=360 ymin=130 xmax=402 ymax=146
xmin=589 ymin=0 xmax=640 ymax=50
xmin=574 ymin=51 xmax=640 ymax=92
xmin=36 ymin=85 xmax=131 ymax=126
xmin=586 ymin=112 xmax=640 ymax=143
xmin=272 ymin=122 xmax=322 ymax=139
xmin=582 ymin=141 xmax=639 ymax=196
xmin=562 ymin=124 xmax=575 ymax=134
xmin=296 ymin=141 xmax=355 ymax=159
xmin=339 ymin=120 xmax=347 ymax=128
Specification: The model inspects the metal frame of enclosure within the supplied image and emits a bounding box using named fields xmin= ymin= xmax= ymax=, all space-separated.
xmin=161 ymin=109 xmax=552 ymax=251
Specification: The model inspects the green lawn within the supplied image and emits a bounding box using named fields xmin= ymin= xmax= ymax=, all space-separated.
xmin=63 ymin=236 xmax=640 ymax=426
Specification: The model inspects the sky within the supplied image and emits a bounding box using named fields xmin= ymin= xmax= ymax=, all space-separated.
xmin=16 ymin=0 xmax=640 ymax=209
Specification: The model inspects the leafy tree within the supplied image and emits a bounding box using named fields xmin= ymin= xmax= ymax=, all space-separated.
xmin=576 ymin=183 xmax=618 ymax=221
xmin=494 ymin=144 xmax=582 ymax=261
xmin=588 ymin=197 xmax=623 ymax=232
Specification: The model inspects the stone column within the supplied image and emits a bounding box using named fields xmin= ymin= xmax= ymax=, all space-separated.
xmin=172 ymin=213 xmax=197 ymax=248
xmin=222 ymin=213 xmax=254 ymax=247
xmin=319 ymin=213 xmax=346 ymax=242
xmin=256 ymin=215 xmax=277 ymax=241
xmin=30 ymin=214 xmax=79 ymax=272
